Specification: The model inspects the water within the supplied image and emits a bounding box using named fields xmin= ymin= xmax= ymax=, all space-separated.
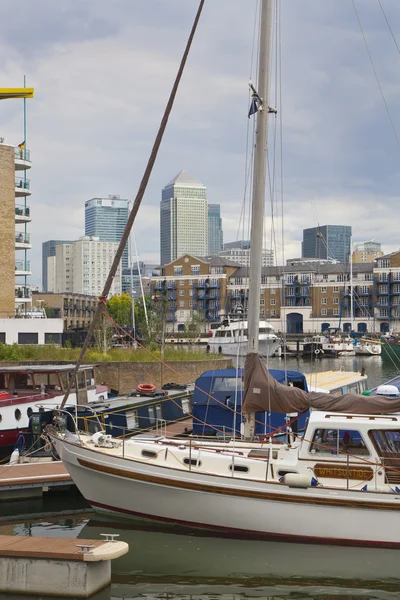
xmin=1 ymin=493 xmax=400 ymax=600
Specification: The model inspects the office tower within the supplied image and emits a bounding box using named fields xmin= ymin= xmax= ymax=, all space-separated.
xmin=160 ymin=170 xmax=208 ymax=265
xmin=42 ymin=240 xmax=72 ymax=292
xmin=302 ymin=225 xmax=352 ymax=263
xmin=219 ymin=246 xmax=274 ymax=267
xmin=51 ymin=236 xmax=122 ymax=296
xmin=85 ymin=195 xmax=129 ymax=288
xmin=224 ymin=240 xmax=250 ymax=250
xmin=353 ymin=241 xmax=383 ymax=263
xmin=208 ymin=204 xmax=223 ymax=255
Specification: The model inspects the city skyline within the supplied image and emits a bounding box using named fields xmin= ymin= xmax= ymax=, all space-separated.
xmin=2 ymin=2 xmax=400 ymax=285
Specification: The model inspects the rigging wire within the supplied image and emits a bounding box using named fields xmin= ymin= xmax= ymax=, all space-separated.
xmin=377 ymin=0 xmax=400 ymax=56
xmin=352 ymin=0 xmax=400 ymax=150
xmin=59 ymin=0 xmax=206 ymax=409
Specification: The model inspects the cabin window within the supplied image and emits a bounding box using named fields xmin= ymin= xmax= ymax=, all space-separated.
xmin=278 ymin=470 xmax=298 ymax=477
xmin=15 ymin=409 xmax=21 ymax=421
xmin=229 ymin=464 xmax=249 ymax=473
xmin=142 ymin=449 xmax=157 ymax=458
xmin=126 ymin=410 xmax=139 ymax=429
xmin=148 ymin=406 xmax=156 ymax=425
xmin=369 ymin=430 xmax=400 ymax=456
xmin=309 ymin=428 xmax=369 ymax=456
xmin=181 ymin=398 xmax=190 ymax=413
xmin=155 ymin=404 xmax=162 ymax=420
xmin=27 ymin=407 xmax=33 ymax=418
xmin=215 ymin=331 xmax=225 ymax=338
xmin=226 ymin=330 xmax=232 ymax=338
xmin=211 ymin=377 xmax=244 ymax=393
xmin=85 ymin=369 xmax=95 ymax=388
xmin=183 ymin=458 xmax=202 ymax=467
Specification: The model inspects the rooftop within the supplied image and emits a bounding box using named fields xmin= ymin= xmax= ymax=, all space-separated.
xmin=165 ymin=169 xmax=205 ymax=188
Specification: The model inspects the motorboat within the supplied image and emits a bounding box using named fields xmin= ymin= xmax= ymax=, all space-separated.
xmin=207 ymin=317 xmax=279 ymax=357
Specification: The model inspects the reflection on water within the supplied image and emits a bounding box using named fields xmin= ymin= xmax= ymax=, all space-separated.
xmin=1 ymin=499 xmax=400 ymax=599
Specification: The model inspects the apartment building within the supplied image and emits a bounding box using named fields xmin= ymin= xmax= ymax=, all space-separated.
xmin=49 ymin=236 xmax=122 ymax=297
xmin=32 ymin=292 xmax=98 ymax=331
xmin=150 ymin=253 xmax=398 ymax=335
xmin=0 ymin=142 xmax=32 ymax=317
xmin=151 ymin=254 xmax=240 ymax=331
xmin=352 ymin=241 xmax=383 ymax=263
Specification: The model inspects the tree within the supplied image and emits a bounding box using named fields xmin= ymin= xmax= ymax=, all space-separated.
xmin=185 ymin=311 xmax=204 ymax=343
xmin=107 ymin=293 xmax=132 ymax=328
xmin=93 ymin=312 xmax=114 ymax=355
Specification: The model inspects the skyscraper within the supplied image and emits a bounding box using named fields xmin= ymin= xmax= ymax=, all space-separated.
xmin=160 ymin=170 xmax=208 ymax=265
xmin=42 ymin=240 xmax=72 ymax=292
xmin=85 ymin=195 xmax=129 ymax=288
xmin=208 ymin=204 xmax=223 ymax=255
xmin=302 ymin=225 xmax=352 ymax=263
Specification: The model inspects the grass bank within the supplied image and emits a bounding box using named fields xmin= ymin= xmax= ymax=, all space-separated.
xmin=0 ymin=343 xmax=218 ymax=363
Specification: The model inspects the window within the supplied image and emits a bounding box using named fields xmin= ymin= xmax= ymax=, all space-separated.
xmin=229 ymin=464 xmax=249 ymax=473
xmin=271 ymin=288 xmax=276 ymax=294
xmin=174 ymin=266 xmax=182 ymax=276
xmin=270 ymin=299 xmax=276 ymax=306
xmin=321 ymin=287 xmax=327 ymax=293
xmin=0 ymin=333 xmax=5 ymax=343
xmin=333 ymin=286 xmax=339 ymax=292
xmin=45 ymin=333 xmax=62 ymax=344
xmin=310 ymin=428 xmax=368 ymax=456
xmin=333 ymin=297 xmax=339 ymax=305
xmin=271 ymin=310 xmax=276 ymax=316
xmin=179 ymin=301 xmax=184 ymax=308
xmin=180 ymin=280 xmax=184 ymax=286
xmin=321 ymin=298 xmax=327 ymax=304
xmin=179 ymin=290 xmax=185 ymax=296
xmin=182 ymin=398 xmax=190 ymax=413
xmin=18 ymin=332 xmax=38 ymax=345
xmin=321 ymin=309 xmax=327 ymax=315
xmin=191 ymin=265 xmax=200 ymax=275
xmin=148 ymin=406 xmax=156 ymax=425
xmin=142 ymin=449 xmax=157 ymax=458
xmin=260 ymin=299 xmax=265 ymax=306
xmin=183 ymin=458 xmax=202 ymax=467
xmin=333 ymin=308 xmax=339 ymax=316
xmin=126 ymin=410 xmax=139 ymax=429
xmin=155 ymin=404 xmax=162 ymax=420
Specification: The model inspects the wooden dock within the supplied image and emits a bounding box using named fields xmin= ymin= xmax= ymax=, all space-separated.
xmin=0 ymin=534 xmax=128 ymax=597
xmin=0 ymin=461 xmax=74 ymax=500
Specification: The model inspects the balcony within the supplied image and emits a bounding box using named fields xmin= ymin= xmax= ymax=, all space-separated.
xmin=15 ymin=176 xmax=31 ymax=197
xmin=15 ymin=260 xmax=31 ymax=276
xmin=14 ymin=147 xmax=31 ymax=171
xmin=15 ymin=204 xmax=31 ymax=224
xmin=15 ymin=232 xmax=31 ymax=249
xmin=15 ymin=286 xmax=32 ymax=303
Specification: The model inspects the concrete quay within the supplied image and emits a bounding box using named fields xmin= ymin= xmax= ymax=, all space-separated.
xmin=0 ymin=534 xmax=128 ymax=597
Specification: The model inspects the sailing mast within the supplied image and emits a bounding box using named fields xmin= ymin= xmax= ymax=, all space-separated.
xmin=243 ymin=0 xmax=274 ymax=440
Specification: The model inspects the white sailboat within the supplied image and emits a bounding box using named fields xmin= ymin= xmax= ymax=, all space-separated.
xmin=207 ymin=317 xmax=279 ymax=357
xmin=48 ymin=1 xmax=400 ymax=548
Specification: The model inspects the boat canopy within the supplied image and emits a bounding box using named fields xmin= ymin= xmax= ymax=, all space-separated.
xmin=243 ymin=353 xmax=400 ymax=414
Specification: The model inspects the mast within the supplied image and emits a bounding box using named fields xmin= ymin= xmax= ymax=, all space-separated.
xmin=350 ymin=233 xmax=353 ymax=333
xmin=243 ymin=0 xmax=274 ymax=440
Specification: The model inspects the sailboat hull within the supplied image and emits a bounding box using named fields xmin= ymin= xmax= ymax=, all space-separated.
xmin=56 ymin=438 xmax=400 ymax=549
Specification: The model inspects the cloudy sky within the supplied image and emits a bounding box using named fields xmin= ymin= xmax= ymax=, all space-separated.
xmin=2 ymin=0 xmax=400 ymax=286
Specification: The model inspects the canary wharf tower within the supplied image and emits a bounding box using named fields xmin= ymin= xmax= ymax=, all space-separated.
xmin=160 ymin=170 xmax=208 ymax=265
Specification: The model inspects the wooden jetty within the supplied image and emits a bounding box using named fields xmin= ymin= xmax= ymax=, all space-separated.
xmin=0 ymin=461 xmax=74 ymax=500
xmin=0 ymin=534 xmax=128 ymax=597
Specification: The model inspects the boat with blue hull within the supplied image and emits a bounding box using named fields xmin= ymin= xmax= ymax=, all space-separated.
xmin=192 ymin=368 xmax=309 ymax=438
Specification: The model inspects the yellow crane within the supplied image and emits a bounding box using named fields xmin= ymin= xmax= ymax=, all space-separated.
xmin=0 ymin=88 xmax=34 ymax=100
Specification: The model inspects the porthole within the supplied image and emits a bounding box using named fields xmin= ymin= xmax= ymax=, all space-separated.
xmin=0 ymin=414 xmax=2 ymax=423
xmin=142 ymin=450 xmax=157 ymax=459
xmin=27 ymin=407 xmax=33 ymax=418
xmin=277 ymin=470 xmax=298 ymax=477
xmin=15 ymin=408 xmax=22 ymax=421
xmin=229 ymin=464 xmax=249 ymax=473
xmin=183 ymin=458 xmax=202 ymax=467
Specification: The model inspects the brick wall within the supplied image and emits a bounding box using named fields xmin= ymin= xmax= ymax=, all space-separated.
xmin=1 ymin=358 xmax=232 ymax=395
xmin=0 ymin=146 xmax=15 ymax=318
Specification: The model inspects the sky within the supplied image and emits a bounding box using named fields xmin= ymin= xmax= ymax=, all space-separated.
xmin=2 ymin=0 xmax=400 ymax=286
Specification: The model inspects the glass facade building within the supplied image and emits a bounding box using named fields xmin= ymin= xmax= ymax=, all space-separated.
xmin=302 ymin=225 xmax=352 ymax=263
xmin=208 ymin=204 xmax=223 ymax=255
xmin=160 ymin=170 xmax=208 ymax=265
xmin=85 ymin=196 xmax=129 ymax=289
